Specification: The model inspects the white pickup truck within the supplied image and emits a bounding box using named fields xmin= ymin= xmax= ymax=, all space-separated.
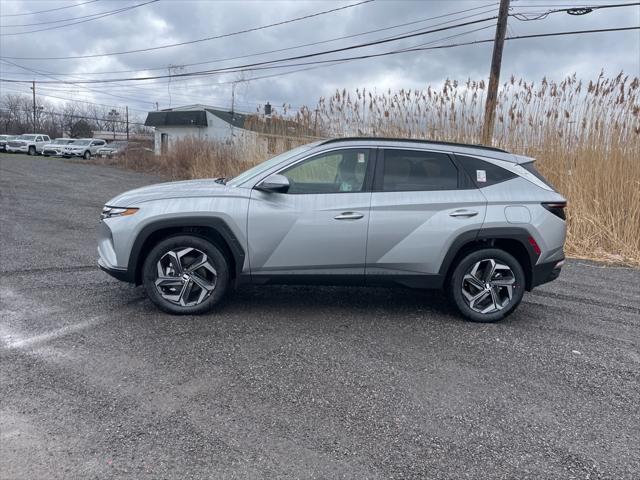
xmin=6 ymin=134 xmax=51 ymax=155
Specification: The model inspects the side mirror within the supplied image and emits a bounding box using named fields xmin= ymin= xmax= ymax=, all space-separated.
xmin=256 ymin=174 xmax=290 ymax=193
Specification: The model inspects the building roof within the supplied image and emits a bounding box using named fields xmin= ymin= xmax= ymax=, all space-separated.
xmin=205 ymin=108 xmax=248 ymax=129
xmin=144 ymin=110 xmax=207 ymax=127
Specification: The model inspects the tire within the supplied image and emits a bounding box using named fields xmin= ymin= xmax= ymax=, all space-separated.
xmin=142 ymin=235 xmax=229 ymax=315
xmin=28 ymin=146 xmax=36 ymax=156
xmin=83 ymin=150 xmax=91 ymax=160
xmin=448 ymin=248 xmax=525 ymax=323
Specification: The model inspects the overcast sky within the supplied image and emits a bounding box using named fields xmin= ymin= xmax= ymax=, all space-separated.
xmin=1 ymin=0 xmax=638 ymax=117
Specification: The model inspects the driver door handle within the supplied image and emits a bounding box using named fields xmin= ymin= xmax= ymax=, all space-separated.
xmin=449 ymin=209 xmax=479 ymax=218
xmin=334 ymin=212 xmax=364 ymax=220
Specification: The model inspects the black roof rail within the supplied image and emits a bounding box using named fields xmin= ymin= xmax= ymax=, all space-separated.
xmin=319 ymin=137 xmax=509 ymax=154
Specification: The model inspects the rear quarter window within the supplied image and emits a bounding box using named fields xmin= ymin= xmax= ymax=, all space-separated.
xmin=455 ymin=155 xmax=517 ymax=188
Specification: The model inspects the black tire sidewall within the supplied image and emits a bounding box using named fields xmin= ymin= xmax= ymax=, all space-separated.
xmin=142 ymin=235 xmax=229 ymax=315
xmin=449 ymin=248 xmax=525 ymax=323
xmin=84 ymin=151 xmax=91 ymax=160
xmin=28 ymin=146 xmax=36 ymax=156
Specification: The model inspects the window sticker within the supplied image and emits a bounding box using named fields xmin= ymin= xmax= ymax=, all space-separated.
xmin=476 ymin=169 xmax=487 ymax=183
xmin=357 ymin=152 xmax=366 ymax=163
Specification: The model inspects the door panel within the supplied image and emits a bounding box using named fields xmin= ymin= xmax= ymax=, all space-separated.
xmin=248 ymin=190 xmax=371 ymax=276
xmin=366 ymin=190 xmax=486 ymax=275
xmin=247 ymin=147 xmax=374 ymax=279
xmin=366 ymin=148 xmax=486 ymax=276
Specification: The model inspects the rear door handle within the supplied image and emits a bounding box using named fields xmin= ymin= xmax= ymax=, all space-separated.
xmin=449 ymin=209 xmax=479 ymax=218
xmin=334 ymin=212 xmax=364 ymax=220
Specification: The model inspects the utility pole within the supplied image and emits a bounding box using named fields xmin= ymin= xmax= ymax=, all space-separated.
xmin=126 ymin=106 xmax=130 ymax=141
xmin=481 ymin=0 xmax=510 ymax=146
xmin=31 ymin=80 xmax=36 ymax=131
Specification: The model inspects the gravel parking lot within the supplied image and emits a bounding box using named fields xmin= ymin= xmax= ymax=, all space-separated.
xmin=1 ymin=153 xmax=639 ymax=479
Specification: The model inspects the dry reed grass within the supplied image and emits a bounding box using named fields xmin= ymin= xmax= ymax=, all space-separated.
xmin=100 ymin=73 xmax=640 ymax=265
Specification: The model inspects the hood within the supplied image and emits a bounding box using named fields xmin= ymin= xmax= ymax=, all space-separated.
xmin=106 ymin=178 xmax=237 ymax=206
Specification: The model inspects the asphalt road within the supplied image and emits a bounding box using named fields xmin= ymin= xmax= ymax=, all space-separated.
xmin=1 ymin=153 xmax=639 ymax=480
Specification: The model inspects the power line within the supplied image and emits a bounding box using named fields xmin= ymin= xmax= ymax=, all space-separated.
xmin=1 ymin=15 xmax=501 ymax=84
xmin=0 ymin=2 xmax=499 ymax=75
xmin=1 ymin=1 xmax=157 ymax=27
xmin=0 ymin=21 xmax=489 ymax=113
xmin=0 ymin=0 xmax=160 ymax=36
xmin=1 ymin=0 xmax=374 ymax=59
xmin=3 ymin=26 xmax=636 ymax=116
xmin=0 ymin=59 xmax=159 ymax=107
xmin=0 ymin=0 xmax=100 ymax=18
xmin=2 ymin=26 xmax=636 ymax=89
xmin=511 ymin=1 xmax=639 ymax=21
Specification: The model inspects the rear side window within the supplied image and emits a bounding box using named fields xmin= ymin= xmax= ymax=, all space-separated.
xmin=380 ymin=149 xmax=458 ymax=192
xmin=521 ymin=162 xmax=556 ymax=190
xmin=456 ymin=155 xmax=517 ymax=188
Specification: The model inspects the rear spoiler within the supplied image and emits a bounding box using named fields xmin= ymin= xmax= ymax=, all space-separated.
xmin=512 ymin=154 xmax=535 ymax=165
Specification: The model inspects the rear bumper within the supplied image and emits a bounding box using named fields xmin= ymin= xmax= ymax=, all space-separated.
xmin=531 ymin=257 xmax=564 ymax=288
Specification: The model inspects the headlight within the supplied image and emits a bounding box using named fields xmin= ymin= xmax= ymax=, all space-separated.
xmin=101 ymin=206 xmax=138 ymax=220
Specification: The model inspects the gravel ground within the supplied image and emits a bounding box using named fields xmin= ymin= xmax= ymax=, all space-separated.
xmin=1 ymin=153 xmax=639 ymax=479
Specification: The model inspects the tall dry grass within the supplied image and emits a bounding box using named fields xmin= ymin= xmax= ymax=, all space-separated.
xmin=100 ymin=73 xmax=640 ymax=265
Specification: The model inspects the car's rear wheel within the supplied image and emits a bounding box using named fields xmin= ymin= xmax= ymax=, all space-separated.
xmin=142 ymin=235 xmax=229 ymax=315
xmin=28 ymin=146 xmax=36 ymax=156
xmin=449 ymin=248 xmax=525 ymax=322
xmin=83 ymin=150 xmax=91 ymax=160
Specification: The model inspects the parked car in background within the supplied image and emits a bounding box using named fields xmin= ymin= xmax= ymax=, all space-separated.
xmin=97 ymin=140 xmax=134 ymax=158
xmin=0 ymin=134 xmax=18 ymax=151
xmin=42 ymin=138 xmax=75 ymax=157
xmin=98 ymin=137 xmax=567 ymax=322
xmin=62 ymin=138 xmax=107 ymax=159
xmin=6 ymin=134 xmax=51 ymax=155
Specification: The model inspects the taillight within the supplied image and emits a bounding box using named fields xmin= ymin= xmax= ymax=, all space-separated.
xmin=542 ymin=202 xmax=566 ymax=220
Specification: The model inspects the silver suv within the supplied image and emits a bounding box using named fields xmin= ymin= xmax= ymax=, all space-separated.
xmin=98 ymin=138 xmax=567 ymax=322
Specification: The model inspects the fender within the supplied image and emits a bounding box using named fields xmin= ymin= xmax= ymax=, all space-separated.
xmin=126 ymin=216 xmax=246 ymax=284
xmin=438 ymin=227 xmax=539 ymax=290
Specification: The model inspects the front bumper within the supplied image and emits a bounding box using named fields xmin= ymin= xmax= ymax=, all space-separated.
xmin=98 ymin=257 xmax=132 ymax=282
xmin=7 ymin=145 xmax=28 ymax=152
xmin=43 ymin=149 xmax=62 ymax=156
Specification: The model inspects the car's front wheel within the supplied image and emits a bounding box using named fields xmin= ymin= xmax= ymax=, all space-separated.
xmin=83 ymin=150 xmax=91 ymax=160
xmin=28 ymin=146 xmax=36 ymax=156
xmin=449 ymin=248 xmax=525 ymax=322
xmin=142 ymin=235 xmax=229 ymax=315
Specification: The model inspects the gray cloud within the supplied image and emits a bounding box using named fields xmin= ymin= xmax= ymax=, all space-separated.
xmin=1 ymin=0 xmax=638 ymax=116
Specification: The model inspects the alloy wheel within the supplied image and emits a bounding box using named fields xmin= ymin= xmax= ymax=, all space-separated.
xmin=461 ymin=259 xmax=515 ymax=314
xmin=154 ymin=247 xmax=217 ymax=307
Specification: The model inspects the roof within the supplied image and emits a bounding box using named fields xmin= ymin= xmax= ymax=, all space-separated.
xmin=145 ymin=111 xmax=207 ymax=127
xmin=320 ymin=137 xmax=509 ymax=153
xmin=205 ymin=108 xmax=247 ymax=129
xmin=316 ymin=137 xmax=527 ymax=163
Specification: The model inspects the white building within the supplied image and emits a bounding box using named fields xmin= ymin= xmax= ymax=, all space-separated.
xmin=144 ymin=104 xmax=262 ymax=155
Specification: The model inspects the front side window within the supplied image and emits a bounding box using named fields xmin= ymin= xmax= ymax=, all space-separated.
xmin=380 ymin=149 xmax=458 ymax=192
xmin=281 ymin=149 xmax=370 ymax=194
xmin=36 ymin=136 xmax=43 ymax=142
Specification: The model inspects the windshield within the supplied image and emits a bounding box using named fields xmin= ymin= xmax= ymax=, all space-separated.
xmin=227 ymin=142 xmax=320 ymax=187
xmin=73 ymin=140 xmax=91 ymax=146
xmin=19 ymin=135 xmax=37 ymax=141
